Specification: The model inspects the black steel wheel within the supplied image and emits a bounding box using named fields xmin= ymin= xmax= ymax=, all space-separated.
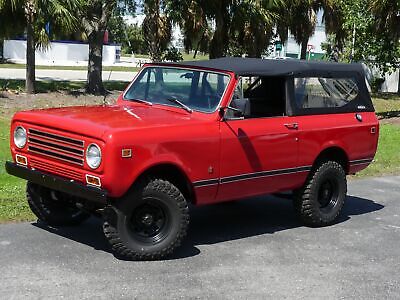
xmin=294 ymin=161 xmax=347 ymax=227
xmin=27 ymin=182 xmax=90 ymax=226
xmin=129 ymin=199 xmax=171 ymax=244
xmin=103 ymin=178 xmax=189 ymax=260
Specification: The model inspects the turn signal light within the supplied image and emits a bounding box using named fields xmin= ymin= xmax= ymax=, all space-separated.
xmin=16 ymin=154 xmax=27 ymax=166
xmin=121 ymin=149 xmax=132 ymax=158
xmin=86 ymin=174 xmax=101 ymax=187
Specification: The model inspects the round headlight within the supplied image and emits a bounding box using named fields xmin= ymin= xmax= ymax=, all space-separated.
xmin=14 ymin=126 xmax=27 ymax=149
xmin=86 ymin=143 xmax=101 ymax=169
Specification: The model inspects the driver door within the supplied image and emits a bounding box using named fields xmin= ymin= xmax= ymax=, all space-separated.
xmin=216 ymin=78 xmax=302 ymax=202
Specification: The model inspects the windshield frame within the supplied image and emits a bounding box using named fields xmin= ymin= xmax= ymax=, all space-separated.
xmin=122 ymin=65 xmax=233 ymax=114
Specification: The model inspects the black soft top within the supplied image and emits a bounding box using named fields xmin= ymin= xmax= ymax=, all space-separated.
xmin=173 ymin=57 xmax=365 ymax=77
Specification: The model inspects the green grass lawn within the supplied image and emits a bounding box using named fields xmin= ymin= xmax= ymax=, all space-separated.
xmin=371 ymin=93 xmax=400 ymax=118
xmin=0 ymin=79 xmax=129 ymax=93
xmin=356 ymin=124 xmax=400 ymax=177
xmin=0 ymin=63 xmax=139 ymax=72
xmin=0 ymin=118 xmax=33 ymax=223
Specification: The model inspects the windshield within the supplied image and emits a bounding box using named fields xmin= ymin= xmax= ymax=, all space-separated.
xmin=124 ymin=67 xmax=230 ymax=113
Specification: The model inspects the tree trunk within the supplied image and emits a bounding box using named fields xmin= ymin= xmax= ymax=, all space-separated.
xmin=300 ymin=37 xmax=309 ymax=60
xmin=397 ymin=69 xmax=400 ymax=95
xmin=209 ymin=13 xmax=226 ymax=59
xmin=26 ymin=13 xmax=35 ymax=93
xmin=86 ymin=31 xmax=105 ymax=95
xmin=194 ymin=29 xmax=206 ymax=59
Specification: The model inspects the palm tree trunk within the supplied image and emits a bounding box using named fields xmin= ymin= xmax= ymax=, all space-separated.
xmin=210 ymin=13 xmax=226 ymax=59
xmin=397 ymin=69 xmax=400 ymax=95
xmin=86 ymin=31 xmax=105 ymax=95
xmin=194 ymin=29 xmax=206 ymax=59
xmin=300 ymin=37 xmax=308 ymax=60
xmin=26 ymin=16 xmax=36 ymax=94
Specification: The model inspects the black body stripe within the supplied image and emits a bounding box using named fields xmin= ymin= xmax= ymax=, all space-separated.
xmin=193 ymin=179 xmax=219 ymax=187
xmin=349 ymin=158 xmax=373 ymax=165
xmin=220 ymin=166 xmax=311 ymax=184
xmin=193 ymin=166 xmax=311 ymax=188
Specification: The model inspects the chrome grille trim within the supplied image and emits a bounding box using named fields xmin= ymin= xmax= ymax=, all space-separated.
xmin=27 ymin=128 xmax=85 ymax=166
xmin=28 ymin=128 xmax=84 ymax=147
xmin=28 ymin=137 xmax=84 ymax=156
xmin=28 ymin=146 xmax=84 ymax=166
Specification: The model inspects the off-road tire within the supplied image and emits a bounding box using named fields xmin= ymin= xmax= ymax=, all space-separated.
xmin=294 ymin=161 xmax=347 ymax=227
xmin=27 ymin=182 xmax=90 ymax=226
xmin=103 ymin=179 xmax=189 ymax=261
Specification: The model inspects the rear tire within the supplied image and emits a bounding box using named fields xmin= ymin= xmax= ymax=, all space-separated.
xmin=103 ymin=178 xmax=189 ymax=260
xmin=293 ymin=161 xmax=347 ymax=227
xmin=27 ymin=182 xmax=90 ymax=226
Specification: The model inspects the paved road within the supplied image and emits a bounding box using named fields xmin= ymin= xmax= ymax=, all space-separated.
xmin=0 ymin=176 xmax=399 ymax=299
xmin=0 ymin=68 xmax=136 ymax=82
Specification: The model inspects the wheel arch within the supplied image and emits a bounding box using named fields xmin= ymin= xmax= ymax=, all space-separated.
xmin=312 ymin=146 xmax=350 ymax=174
xmin=129 ymin=163 xmax=196 ymax=204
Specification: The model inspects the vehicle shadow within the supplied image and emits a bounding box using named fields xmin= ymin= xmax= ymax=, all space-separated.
xmin=32 ymin=194 xmax=384 ymax=260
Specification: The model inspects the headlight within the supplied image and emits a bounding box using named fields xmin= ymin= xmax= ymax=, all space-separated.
xmin=14 ymin=126 xmax=27 ymax=149
xmin=86 ymin=143 xmax=101 ymax=169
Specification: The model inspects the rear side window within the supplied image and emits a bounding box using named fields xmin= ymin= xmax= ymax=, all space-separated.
xmin=294 ymin=77 xmax=359 ymax=109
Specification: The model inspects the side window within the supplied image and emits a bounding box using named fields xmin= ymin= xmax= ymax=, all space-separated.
xmin=294 ymin=77 xmax=359 ymax=109
xmin=227 ymin=76 xmax=287 ymax=119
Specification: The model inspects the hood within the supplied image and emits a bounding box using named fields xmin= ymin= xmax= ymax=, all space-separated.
xmin=13 ymin=104 xmax=206 ymax=140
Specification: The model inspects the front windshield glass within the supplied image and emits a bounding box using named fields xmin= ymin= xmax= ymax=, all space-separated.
xmin=124 ymin=67 xmax=230 ymax=113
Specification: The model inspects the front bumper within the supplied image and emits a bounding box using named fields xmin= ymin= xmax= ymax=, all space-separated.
xmin=5 ymin=161 xmax=107 ymax=204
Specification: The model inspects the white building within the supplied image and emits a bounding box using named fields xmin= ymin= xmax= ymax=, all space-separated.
xmin=3 ymin=39 xmax=121 ymax=66
xmin=274 ymin=10 xmax=327 ymax=60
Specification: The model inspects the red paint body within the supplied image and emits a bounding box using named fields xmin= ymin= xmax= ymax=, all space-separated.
xmin=9 ymin=64 xmax=379 ymax=205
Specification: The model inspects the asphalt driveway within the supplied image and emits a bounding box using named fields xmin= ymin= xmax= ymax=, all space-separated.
xmin=0 ymin=176 xmax=399 ymax=299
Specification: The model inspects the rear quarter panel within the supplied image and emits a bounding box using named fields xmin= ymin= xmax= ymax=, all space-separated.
xmin=297 ymin=112 xmax=379 ymax=174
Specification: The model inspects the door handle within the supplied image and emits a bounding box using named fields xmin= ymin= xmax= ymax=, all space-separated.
xmin=284 ymin=123 xmax=298 ymax=130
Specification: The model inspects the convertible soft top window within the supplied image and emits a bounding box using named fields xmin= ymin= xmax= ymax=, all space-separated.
xmin=294 ymin=77 xmax=359 ymax=109
xmin=124 ymin=67 xmax=230 ymax=113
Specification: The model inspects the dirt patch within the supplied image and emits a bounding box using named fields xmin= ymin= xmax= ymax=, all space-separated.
xmin=0 ymin=90 xmax=120 ymax=119
xmin=379 ymin=116 xmax=400 ymax=126
xmin=2 ymin=90 xmax=400 ymax=126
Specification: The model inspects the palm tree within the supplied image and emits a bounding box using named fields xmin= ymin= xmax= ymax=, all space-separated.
xmin=0 ymin=0 xmax=79 ymax=93
xmin=167 ymin=0 xmax=284 ymax=59
xmin=370 ymin=0 xmax=400 ymax=42
xmin=370 ymin=0 xmax=400 ymax=94
xmin=142 ymin=0 xmax=172 ymax=62
xmin=230 ymin=0 xmax=284 ymax=58
xmin=166 ymin=0 xmax=209 ymax=57
xmin=79 ymin=0 xmax=118 ymax=95
xmin=287 ymin=0 xmax=344 ymax=60
xmin=79 ymin=0 xmax=137 ymax=94
xmin=0 ymin=1 xmax=25 ymax=39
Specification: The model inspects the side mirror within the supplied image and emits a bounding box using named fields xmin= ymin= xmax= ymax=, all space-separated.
xmin=220 ymin=106 xmax=245 ymax=121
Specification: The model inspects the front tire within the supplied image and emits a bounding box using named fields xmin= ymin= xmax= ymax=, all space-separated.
xmin=294 ymin=161 xmax=347 ymax=227
xmin=27 ymin=182 xmax=90 ymax=226
xmin=103 ymin=178 xmax=189 ymax=260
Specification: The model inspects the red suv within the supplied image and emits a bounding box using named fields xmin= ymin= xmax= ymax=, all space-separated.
xmin=6 ymin=58 xmax=379 ymax=260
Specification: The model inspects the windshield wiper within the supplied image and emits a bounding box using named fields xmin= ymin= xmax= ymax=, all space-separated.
xmin=126 ymin=98 xmax=153 ymax=106
xmin=166 ymin=97 xmax=193 ymax=113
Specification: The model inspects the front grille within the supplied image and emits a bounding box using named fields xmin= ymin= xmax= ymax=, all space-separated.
xmin=30 ymin=158 xmax=83 ymax=182
xmin=27 ymin=128 xmax=84 ymax=166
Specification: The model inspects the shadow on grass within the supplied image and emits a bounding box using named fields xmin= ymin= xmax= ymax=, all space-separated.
xmin=372 ymin=92 xmax=400 ymax=100
xmin=0 ymin=79 xmax=129 ymax=94
xmin=31 ymin=194 xmax=384 ymax=261
xmin=377 ymin=110 xmax=400 ymax=119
